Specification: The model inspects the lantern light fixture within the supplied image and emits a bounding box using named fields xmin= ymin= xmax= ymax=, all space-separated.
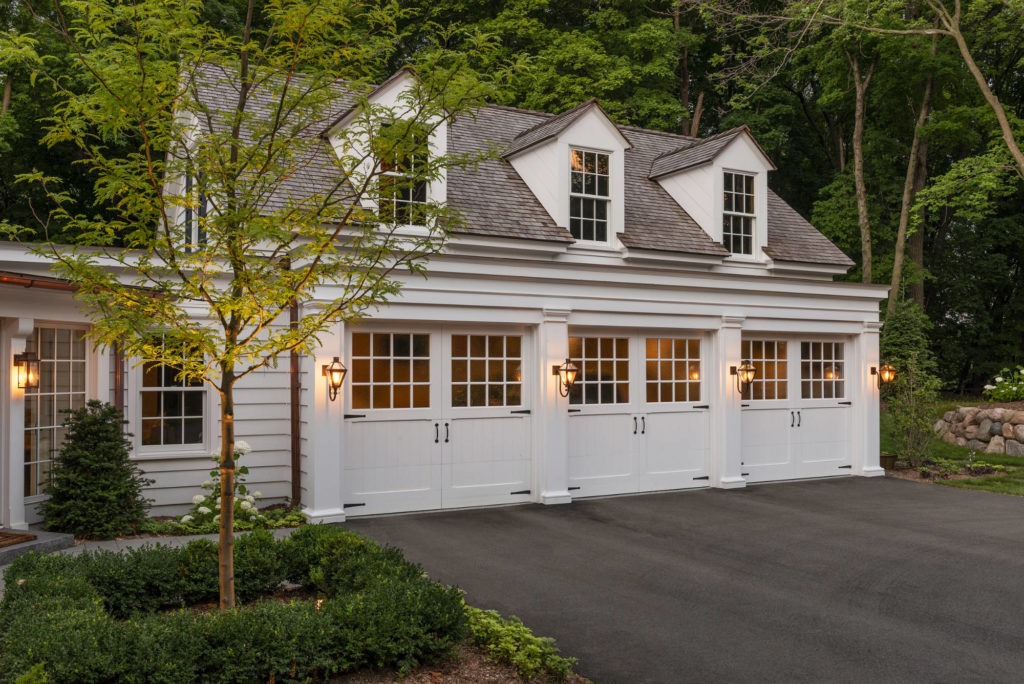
xmin=730 ymin=360 xmax=757 ymax=395
xmin=871 ymin=363 xmax=896 ymax=388
xmin=13 ymin=350 xmax=40 ymax=390
xmin=322 ymin=357 xmax=347 ymax=401
xmin=552 ymin=358 xmax=579 ymax=398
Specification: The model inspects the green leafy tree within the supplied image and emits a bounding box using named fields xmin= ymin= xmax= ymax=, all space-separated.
xmin=42 ymin=401 xmax=152 ymax=539
xmin=2 ymin=0 xmax=505 ymax=608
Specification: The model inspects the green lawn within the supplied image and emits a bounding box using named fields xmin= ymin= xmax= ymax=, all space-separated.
xmin=881 ymin=396 xmax=1024 ymax=496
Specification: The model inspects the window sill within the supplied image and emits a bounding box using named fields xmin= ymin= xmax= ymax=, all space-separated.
xmin=133 ymin=447 xmax=212 ymax=461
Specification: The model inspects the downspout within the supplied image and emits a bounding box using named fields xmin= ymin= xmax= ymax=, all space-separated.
xmin=289 ymin=300 xmax=302 ymax=507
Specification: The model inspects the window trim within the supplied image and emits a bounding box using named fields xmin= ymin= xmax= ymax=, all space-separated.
xmin=131 ymin=352 xmax=211 ymax=460
xmin=568 ymin=147 xmax=612 ymax=244
xmin=722 ymin=170 xmax=756 ymax=258
xmin=375 ymin=121 xmax=430 ymax=227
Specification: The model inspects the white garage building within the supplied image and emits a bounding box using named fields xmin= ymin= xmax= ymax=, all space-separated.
xmin=1 ymin=70 xmax=888 ymax=528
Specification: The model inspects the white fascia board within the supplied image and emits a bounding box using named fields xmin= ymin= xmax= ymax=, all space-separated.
xmin=764 ymin=260 xmax=854 ymax=279
xmin=620 ymin=247 xmax=721 ymax=270
xmin=443 ymin=233 xmax=570 ymax=259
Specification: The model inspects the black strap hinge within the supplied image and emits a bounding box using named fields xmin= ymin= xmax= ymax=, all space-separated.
xmin=510 ymin=489 xmax=530 ymax=495
xmin=694 ymin=404 xmax=710 ymax=409
xmin=343 ymin=502 xmax=366 ymax=509
xmin=344 ymin=414 xmax=366 ymax=419
xmin=838 ymin=465 xmax=852 ymax=469
xmin=741 ymin=472 xmax=749 ymax=477
xmin=568 ymin=408 xmax=581 ymax=413
xmin=568 ymin=486 xmax=581 ymax=491
xmin=693 ymin=475 xmax=710 ymax=481
xmin=838 ymin=401 xmax=852 ymax=406
xmin=510 ymin=409 xmax=531 ymax=415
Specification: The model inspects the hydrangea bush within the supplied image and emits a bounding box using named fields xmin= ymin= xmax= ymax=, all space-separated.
xmin=180 ymin=441 xmax=264 ymax=526
xmin=983 ymin=366 xmax=1024 ymax=402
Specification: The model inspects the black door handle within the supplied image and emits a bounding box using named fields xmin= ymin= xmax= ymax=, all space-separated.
xmin=797 ymin=411 xmax=801 ymax=427
xmin=790 ymin=411 xmax=794 ymax=427
xmin=641 ymin=416 xmax=646 ymax=434
xmin=434 ymin=422 xmax=439 ymax=443
xmin=633 ymin=417 xmax=638 ymax=434
xmin=444 ymin=422 xmax=450 ymax=443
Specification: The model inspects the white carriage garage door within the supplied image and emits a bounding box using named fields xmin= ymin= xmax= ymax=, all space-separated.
xmin=740 ymin=339 xmax=852 ymax=483
xmin=343 ymin=328 xmax=532 ymax=516
xmin=568 ymin=334 xmax=711 ymax=498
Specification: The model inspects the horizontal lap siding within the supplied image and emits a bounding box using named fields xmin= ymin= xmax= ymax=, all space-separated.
xmin=140 ymin=365 xmax=293 ymax=516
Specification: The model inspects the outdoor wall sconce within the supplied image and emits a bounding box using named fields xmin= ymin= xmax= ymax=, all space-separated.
xmin=730 ymin=360 xmax=757 ymax=395
xmin=13 ymin=351 xmax=40 ymax=390
xmin=552 ymin=358 xmax=579 ymax=397
xmin=871 ymin=364 xmax=897 ymax=388
xmin=322 ymin=357 xmax=347 ymax=401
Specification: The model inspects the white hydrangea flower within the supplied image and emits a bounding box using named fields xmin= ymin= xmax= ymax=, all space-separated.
xmin=240 ymin=500 xmax=253 ymax=511
xmin=192 ymin=494 xmax=206 ymax=505
xmin=215 ymin=500 xmax=222 ymax=508
xmin=984 ymin=385 xmax=996 ymax=391
xmin=197 ymin=506 xmax=211 ymax=515
xmin=213 ymin=514 xmax=220 ymax=523
xmin=180 ymin=514 xmax=194 ymax=523
xmin=201 ymin=480 xmax=214 ymax=489
xmin=245 ymin=495 xmax=255 ymax=503
xmin=234 ymin=440 xmax=253 ymax=454
xmin=995 ymin=377 xmax=1004 ymax=383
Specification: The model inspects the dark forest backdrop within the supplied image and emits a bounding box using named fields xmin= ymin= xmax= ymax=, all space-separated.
xmin=2 ymin=0 xmax=1022 ymax=390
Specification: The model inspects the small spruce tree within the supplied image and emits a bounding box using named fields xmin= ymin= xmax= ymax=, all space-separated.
xmin=42 ymin=401 xmax=152 ymax=539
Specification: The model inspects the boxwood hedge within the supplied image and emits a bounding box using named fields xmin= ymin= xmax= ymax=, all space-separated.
xmin=0 ymin=526 xmax=466 ymax=683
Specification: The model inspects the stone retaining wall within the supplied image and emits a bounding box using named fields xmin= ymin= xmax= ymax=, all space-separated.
xmin=933 ymin=407 xmax=1024 ymax=456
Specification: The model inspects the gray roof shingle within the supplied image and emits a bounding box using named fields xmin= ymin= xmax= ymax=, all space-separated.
xmin=190 ymin=66 xmax=850 ymax=266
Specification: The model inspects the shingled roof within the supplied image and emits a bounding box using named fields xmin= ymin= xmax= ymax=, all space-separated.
xmin=189 ymin=65 xmax=851 ymax=266
xmin=648 ymin=126 xmax=775 ymax=180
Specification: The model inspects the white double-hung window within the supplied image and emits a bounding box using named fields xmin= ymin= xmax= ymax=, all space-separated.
xmin=569 ymin=148 xmax=610 ymax=242
xmin=723 ymin=171 xmax=755 ymax=256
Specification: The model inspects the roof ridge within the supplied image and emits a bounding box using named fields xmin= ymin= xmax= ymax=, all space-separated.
xmin=511 ymin=98 xmax=600 ymax=141
xmin=651 ymin=125 xmax=748 ymax=163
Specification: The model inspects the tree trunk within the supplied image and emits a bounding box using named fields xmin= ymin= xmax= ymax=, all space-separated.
xmin=887 ymin=50 xmax=935 ymax=315
xmin=936 ymin=1 xmax=1024 ymax=179
xmin=674 ymin=5 xmax=691 ymax=135
xmin=907 ymin=135 xmax=927 ymax=306
xmin=847 ymin=52 xmax=875 ymax=283
xmin=689 ymin=91 xmax=704 ymax=137
xmin=218 ymin=375 xmax=237 ymax=611
xmin=1 ymin=74 xmax=11 ymax=116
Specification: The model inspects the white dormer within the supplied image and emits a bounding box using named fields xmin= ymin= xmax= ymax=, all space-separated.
xmin=650 ymin=127 xmax=775 ymax=262
xmin=323 ymin=68 xmax=447 ymax=227
xmin=504 ymin=101 xmax=630 ymax=249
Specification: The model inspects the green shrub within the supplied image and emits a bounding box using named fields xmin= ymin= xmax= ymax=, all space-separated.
xmin=278 ymin=522 xmax=355 ymax=584
xmin=176 ymin=538 xmax=219 ymax=605
xmin=467 ymin=606 xmax=576 ymax=681
xmin=141 ymin=506 xmax=307 ymax=535
xmin=0 ymin=531 xmax=472 ymax=682
xmin=41 ymin=401 xmax=152 ymax=538
xmin=234 ymin=528 xmax=285 ymax=603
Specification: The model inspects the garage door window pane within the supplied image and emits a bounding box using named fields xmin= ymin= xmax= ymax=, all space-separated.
xmin=450 ymin=334 xmax=522 ymax=408
xmin=742 ymin=340 xmax=788 ymax=401
xmin=801 ymin=341 xmax=845 ymax=399
xmin=569 ymin=336 xmax=629 ymax=405
xmin=351 ymin=332 xmax=431 ymax=410
xmin=645 ymin=337 xmax=701 ymax=403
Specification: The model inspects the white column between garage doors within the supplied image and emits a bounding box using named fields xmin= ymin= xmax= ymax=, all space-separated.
xmin=567 ymin=331 xmax=712 ymax=497
xmin=342 ymin=326 xmax=532 ymax=516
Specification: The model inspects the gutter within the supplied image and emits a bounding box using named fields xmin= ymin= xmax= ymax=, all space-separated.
xmin=0 ymin=271 xmax=77 ymax=292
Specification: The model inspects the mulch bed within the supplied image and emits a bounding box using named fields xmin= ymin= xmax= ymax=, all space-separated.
xmin=0 ymin=530 xmax=37 ymax=548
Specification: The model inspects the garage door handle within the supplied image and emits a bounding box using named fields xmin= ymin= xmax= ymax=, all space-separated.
xmin=797 ymin=410 xmax=801 ymax=427
xmin=434 ymin=422 xmax=439 ymax=443
xmin=641 ymin=416 xmax=646 ymax=434
xmin=790 ymin=411 xmax=794 ymax=427
xmin=633 ymin=417 xmax=638 ymax=434
xmin=444 ymin=422 xmax=450 ymax=443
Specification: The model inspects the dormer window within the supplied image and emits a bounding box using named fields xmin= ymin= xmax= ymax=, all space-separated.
xmin=377 ymin=122 xmax=428 ymax=225
xmin=569 ymin=148 xmax=609 ymax=242
xmin=723 ymin=171 xmax=754 ymax=256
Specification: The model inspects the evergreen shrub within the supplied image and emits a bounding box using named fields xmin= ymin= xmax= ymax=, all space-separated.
xmin=0 ymin=526 xmax=469 ymax=682
xmin=41 ymin=401 xmax=152 ymax=538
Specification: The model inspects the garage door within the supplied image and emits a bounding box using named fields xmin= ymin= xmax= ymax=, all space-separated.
xmin=343 ymin=329 xmax=532 ymax=516
xmin=568 ymin=334 xmax=711 ymax=498
xmin=741 ymin=339 xmax=852 ymax=483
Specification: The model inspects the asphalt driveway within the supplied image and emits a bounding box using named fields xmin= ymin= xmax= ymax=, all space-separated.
xmin=346 ymin=477 xmax=1024 ymax=683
